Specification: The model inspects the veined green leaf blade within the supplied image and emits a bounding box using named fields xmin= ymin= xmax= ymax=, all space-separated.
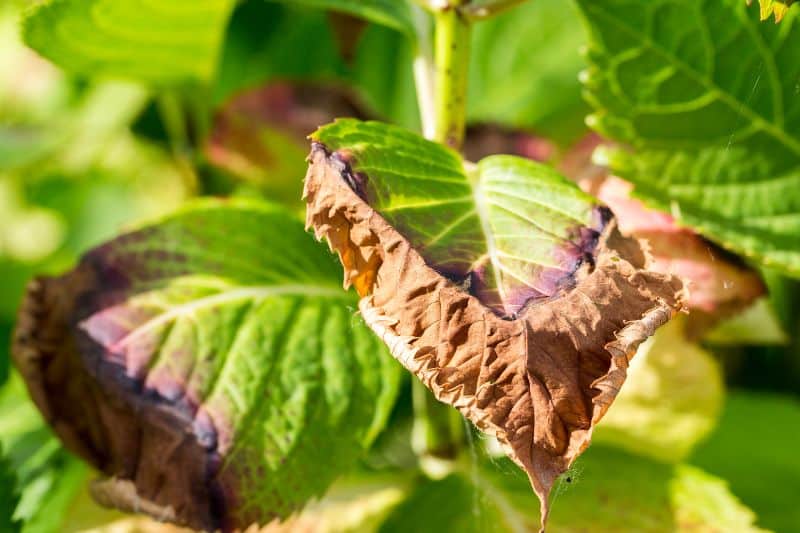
xmin=12 ymin=199 xmax=401 ymax=530
xmin=311 ymin=119 xmax=607 ymax=317
xmin=578 ymin=0 xmax=800 ymax=275
xmin=23 ymin=0 xmax=236 ymax=84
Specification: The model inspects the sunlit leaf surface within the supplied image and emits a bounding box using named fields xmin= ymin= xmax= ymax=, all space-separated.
xmin=578 ymin=0 xmax=800 ymax=276
xmin=750 ymin=0 xmax=797 ymax=22
xmin=24 ymin=0 xmax=236 ymax=84
xmin=312 ymin=119 xmax=609 ymax=318
xmin=12 ymin=200 xmax=401 ymax=531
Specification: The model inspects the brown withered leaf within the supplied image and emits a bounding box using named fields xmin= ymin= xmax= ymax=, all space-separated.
xmin=304 ymin=132 xmax=685 ymax=529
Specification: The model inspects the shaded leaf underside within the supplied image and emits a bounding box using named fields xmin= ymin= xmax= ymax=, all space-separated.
xmin=12 ymin=201 xmax=400 ymax=531
xmin=304 ymin=122 xmax=685 ymax=528
xmin=578 ymin=0 xmax=800 ymax=276
xmin=269 ymin=0 xmax=415 ymax=36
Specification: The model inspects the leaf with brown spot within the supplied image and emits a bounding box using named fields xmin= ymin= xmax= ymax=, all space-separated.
xmin=465 ymin=128 xmax=768 ymax=333
xmin=562 ymin=135 xmax=767 ymax=334
xmin=303 ymin=119 xmax=686 ymax=529
xmin=12 ymin=199 xmax=401 ymax=531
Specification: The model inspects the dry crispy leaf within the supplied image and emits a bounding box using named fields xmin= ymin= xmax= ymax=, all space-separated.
xmin=304 ymin=129 xmax=685 ymax=528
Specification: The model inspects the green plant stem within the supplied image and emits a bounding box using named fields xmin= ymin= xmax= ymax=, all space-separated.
xmin=409 ymin=0 xmax=472 ymax=466
xmin=412 ymin=379 xmax=465 ymax=461
xmin=157 ymin=92 xmax=199 ymax=196
xmin=432 ymin=4 xmax=471 ymax=150
xmin=412 ymin=5 xmax=436 ymax=139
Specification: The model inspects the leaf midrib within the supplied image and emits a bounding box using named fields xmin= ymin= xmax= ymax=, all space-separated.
xmin=88 ymin=285 xmax=348 ymax=352
xmin=468 ymin=165 xmax=508 ymax=304
xmin=587 ymin=3 xmax=800 ymax=157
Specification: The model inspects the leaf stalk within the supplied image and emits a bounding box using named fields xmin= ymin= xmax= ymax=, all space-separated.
xmin=412 ymin=379 xmax=466 ymax=463
xmin=432 ymin=3 xmax=471 ymax=150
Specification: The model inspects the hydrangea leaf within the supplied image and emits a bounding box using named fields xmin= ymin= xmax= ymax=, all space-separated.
xmin=12 ymin=200 xmax=401 ymax=531
xmin=692 ymin=392 xmax=800 ymax=532
xmin=594 ymin=317 xmax=724 ymax=463
xmin=469 ymin=129 xmax=769 ymax=327
xmin=0 ymin=373 xmax=90 ymax=533
xmin=468 ymin=0 xmax=590 ymax=146
xmin=378 ymin=446 xmax=763 ymax=532
xmin=23 ymin=0 xmax=236 ymax=85
xmin=311 ymin=119 xmax=612 ymax=318
xmin=268 ymin=0 xmax=415 ymax=37
xmin=305 ymin=119 xmax=685 ymax=529
xmin=578 ymin=0 xmax=800 ymax=276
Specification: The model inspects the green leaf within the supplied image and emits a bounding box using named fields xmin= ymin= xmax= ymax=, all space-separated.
xmin=691 ymin=392 xmax=800 ymax=532
xmin=17 ymin=457 xmax=89 ymax=533
xmin=594 ymin=318 xmax=724 ymax=463
xmin=578 ymin=0 xmax=800 ymax=276
xmin=213 ymin=2 xmax=348 ymax=103
xmin=23 ymin=0 xmax=236 ymax=85
xmin=311 ymin=119 xmax=607 ymax=317
xmin=212 ymin=2 xmax=420 ymax=130
xmin=0 ymin=373 xmax=89 ymax=533
xmin=378 ymin=446 xmax=763 ymax=532
xmin=13 ymin=199 xmax=401 ymax=530
xmin=267 ymin=0 xmax=415 ymax=36
xmin=468 ymin=0 xmax=590 ymax=145
xmin=0 ymin=443 xmax=21 ymax=533
xmin=704 ymin=298 xmax=788 ymax=345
